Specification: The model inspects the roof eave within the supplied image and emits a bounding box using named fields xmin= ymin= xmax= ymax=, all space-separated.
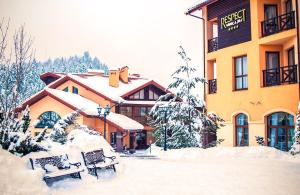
xmin=185 ymin=0 xmax=218 ymax=15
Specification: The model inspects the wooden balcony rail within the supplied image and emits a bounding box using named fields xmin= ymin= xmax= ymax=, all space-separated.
xmin=208 ymin=37 xmax=218 ymax=53
xmin=208 ymin=79 xmax=217 ymax=94
xmin=261 ymin=11 xmax=295 ymax=37
xmin=263 ymin=65 xmax=298 ymax=87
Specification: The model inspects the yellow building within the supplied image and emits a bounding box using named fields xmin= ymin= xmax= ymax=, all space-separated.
xmin=187 ymin=0 xmax=299 ymax=151
xmin=17 ymin=67 xmax=169 ymax=152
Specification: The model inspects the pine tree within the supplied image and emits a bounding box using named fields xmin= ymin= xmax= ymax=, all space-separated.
xmin=0 ymin=106 xmax=48 ymax=156
xmin=49 ymin=111 xmax=80 ymax=144
xmin=149 ymin=47 xmax=206 ymax=149
xmin=290 ymin=104 xmax=300 ymax=155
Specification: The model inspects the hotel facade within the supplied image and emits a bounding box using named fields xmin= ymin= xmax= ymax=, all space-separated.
xmin=18 ymin=67 xmax=169 ymax=153
xmin=187 ymin=0 xmax=299 ymax=151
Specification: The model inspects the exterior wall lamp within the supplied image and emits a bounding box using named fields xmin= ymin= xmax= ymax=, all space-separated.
xmin=97 ymin=104 xmax=110 ymax=140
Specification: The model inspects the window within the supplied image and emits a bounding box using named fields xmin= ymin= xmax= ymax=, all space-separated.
xmin=63 ymin=87 xmax=68 ymax=92
xmin=266 ymin=52 xmax=280 ymax=69
xmin=72 ymin=86 xmax=79 ymax=94
xmin=149 ymin=88 xmax=159 ymax=100
xmin=267 ymin=112 xmax=294 ymax=151
xmin=264 ymin=5 xmax=278 ymax=20
xmin=235 ymin=114 xmax=249 ymax=146
xmin=35 ymin=111 xmax=61 ymax=128
xmin=120 ymin=106 xmax=132 ymax=118
xmin=287 ymin=47 xmax=295 ymax=66
xmin=234 ymin=56 xmax=248 ymax=90
xmin=129 ymin=89 xmax=145 ymax=100
xmin=110 ymin=132 xmax=117 ymax=147
xmin=286 ymin=0 xmax=293 ymax=13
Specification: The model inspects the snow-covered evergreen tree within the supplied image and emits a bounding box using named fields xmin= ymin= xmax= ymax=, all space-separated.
xmin=49 ymin=111 xmax=80 ymax=144
xmin=0 ymin=106 xmax=48 ymax=156
xmin=149 ymin=46 xmax=222 ymax=149
xmin=290 ymin=104 xmax=300 ymax=155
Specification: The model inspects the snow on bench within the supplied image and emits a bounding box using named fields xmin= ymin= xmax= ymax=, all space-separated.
xmin=81 ymin=149 xmax=118 ymax=179
xmin=29 ymin=154 xmax=84 ymax=183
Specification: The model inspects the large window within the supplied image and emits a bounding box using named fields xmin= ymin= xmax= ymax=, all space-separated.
xmin=234 ymin=56 xmax=248 ymax=90
xmin=267 ymin=112 xmax=294 ymax=151
xmin=266 ymin=52 xmax=280 ymax=69
xmin=149 ymin=88 xmax=159 ymax=100
xmin=235 ymin=114 xmax=249 ymax=146
xmin=129 ymin=89 xmax=145 ymax=100
xmin=35 ymin=111 xmax=61 ymax=128
xmin=120 ymin=106 xmax=133 ymax=118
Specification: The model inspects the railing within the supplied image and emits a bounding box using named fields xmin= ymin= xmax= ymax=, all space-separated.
xmin=263 ymin=65 xmax=298 ymax=87
xmin=208 ymin=79 xmax=217 ymax=94
xmin=208 ymin=37 xmax=218 ymax=53
xmin=261 ymin=11 xmax=295 ymax=37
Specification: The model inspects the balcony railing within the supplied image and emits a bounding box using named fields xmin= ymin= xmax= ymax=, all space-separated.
xmin=263 ymin=65 xmax=298 ymax=87
xmin=261 ymin=11 xmax=295 ymax=37
xmin=208 ymin=79 xmax=217 ymax=94
xmin=208 ymin=37 xmax=218 ymax=53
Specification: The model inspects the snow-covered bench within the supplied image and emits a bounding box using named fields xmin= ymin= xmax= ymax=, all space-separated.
xmin=29 ymin=154 xmax=84 ymax=183
xmin=81 ymin=149 xmax=118 ymax=179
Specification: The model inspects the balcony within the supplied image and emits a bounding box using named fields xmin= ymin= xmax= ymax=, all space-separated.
xmin=263 ymin=65 xmax=298 ymax=87
xmin=208 ymin=37 xmax=218 ymax=53
xmin=261 ymin=11 xmax=295 ymax=37
xmin=208 ymin=79 xmax=217 ymax=94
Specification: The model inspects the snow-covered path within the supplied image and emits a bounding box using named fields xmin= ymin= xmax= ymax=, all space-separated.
xmin=51 ymin=147 xmax=300 ymax=195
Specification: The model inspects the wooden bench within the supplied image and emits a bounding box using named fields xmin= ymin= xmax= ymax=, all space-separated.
xmin=29 ymin=154 xmax=84 ymax=183
xmin=81 ymin=149 xmax=118 ymax=179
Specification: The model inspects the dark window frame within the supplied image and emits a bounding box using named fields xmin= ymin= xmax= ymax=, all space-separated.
xmin=287 ymin=47 xmax=295 ymax=66
xmin=63 ymin=87 xmax=68 ymax=92
xmin=234 ymin=55 xmax=248 ymax=91
xmin=35 ymin=111 xmax=61 ymax=129
xmin=266 ymin=51 xmax=280 ymax=69
xmin=286 ymin=0 xmax=293 ymax=13
xmin=235 ymin=113 xmax=249 ymax=146
xmin=264 ymin=4 xmax=278 ymax=20
xmin=267 ymin=112 xmax=294 ymax=151
xmin=72 ymin=86 xmax=79 ymax=94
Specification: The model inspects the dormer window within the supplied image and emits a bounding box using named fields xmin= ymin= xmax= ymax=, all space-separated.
xmin=63 ymin=87 xmax=68 ymax=92
xmin=72 ymin=86 xmax=79 ymax=94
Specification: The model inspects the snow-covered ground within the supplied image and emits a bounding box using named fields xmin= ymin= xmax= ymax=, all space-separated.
xmin=1 ymin=131 xmax=300 ymax=195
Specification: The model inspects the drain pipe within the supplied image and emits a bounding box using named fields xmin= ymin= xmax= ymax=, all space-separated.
xmin=186 ymin=13 xmax=206 ymax=102
xmin=296 ymin=0 xmax=300 ymax=101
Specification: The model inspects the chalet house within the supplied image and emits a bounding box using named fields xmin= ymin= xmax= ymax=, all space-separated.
xmin=187 ymin=0 xmax=299 ymax=151
xmin=18 ymin=66 xmax=169 ymax=152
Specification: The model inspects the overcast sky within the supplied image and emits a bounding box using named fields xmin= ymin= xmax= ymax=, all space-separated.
xmin=0 ymin=0 xmax=204 ymax=87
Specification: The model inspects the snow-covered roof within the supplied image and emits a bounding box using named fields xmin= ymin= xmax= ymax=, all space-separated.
xmin=46 ymin=88 xmax=144 ymax=130
xmin=66 ymin=74 xmax=152 ymax=102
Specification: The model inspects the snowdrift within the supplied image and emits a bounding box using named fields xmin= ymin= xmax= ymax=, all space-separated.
xmin=0 ymin=149 xmax=49 ymax=195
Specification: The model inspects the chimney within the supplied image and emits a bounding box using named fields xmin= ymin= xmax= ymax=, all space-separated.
xmin=119 ymin=66 xmax=129 ymax=83
xmin=109 ymin=69 xmax=120 ymax=88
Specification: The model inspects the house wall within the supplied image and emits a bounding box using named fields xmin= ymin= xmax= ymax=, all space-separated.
xmin=56 ymin=80 xmax=116 ymax=112
xmin=204 ymin=0 xmax=298 ymax=147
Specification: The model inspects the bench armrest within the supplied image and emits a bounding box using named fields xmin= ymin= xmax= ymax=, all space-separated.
xmin=104 ymin=155 xmax=116 ymax=161
xmin=69 ymin=162 xmax=81 ymax=168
